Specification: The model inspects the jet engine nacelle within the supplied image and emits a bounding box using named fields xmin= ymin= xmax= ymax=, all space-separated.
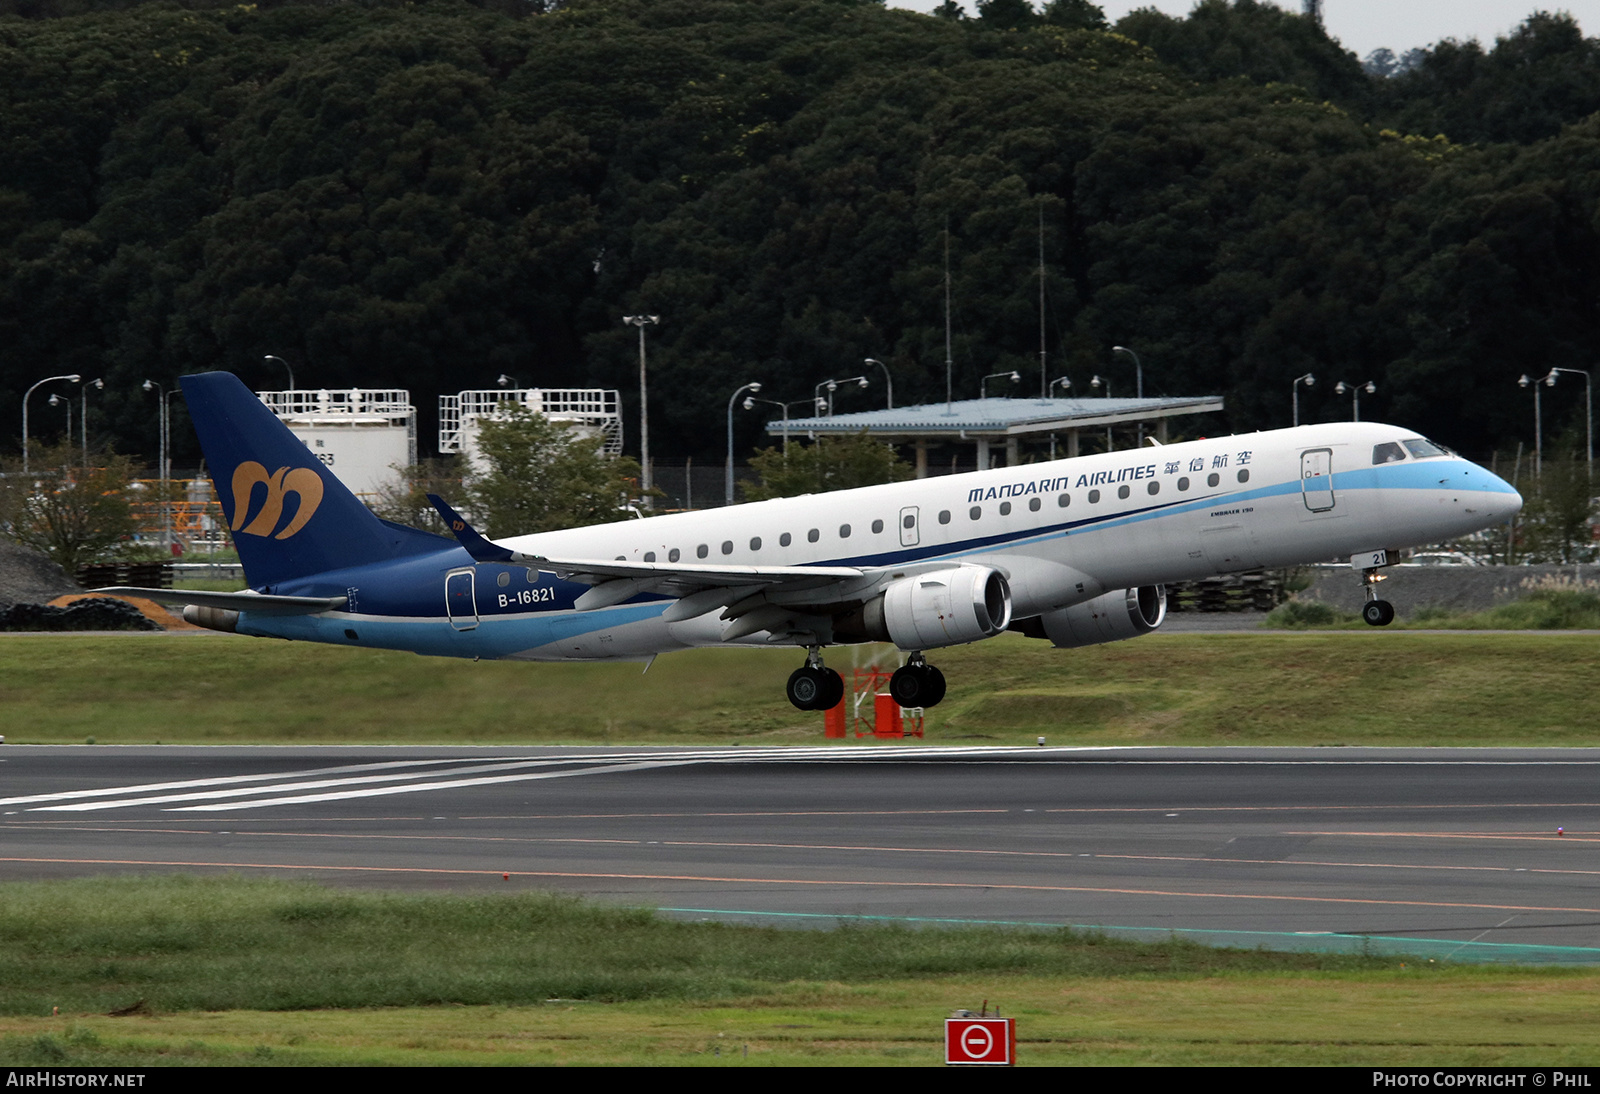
xmin=1017 ymin=585 xmax=1166 ymax=649
xmin=835 ymin=564 xmax=1013 ymax=650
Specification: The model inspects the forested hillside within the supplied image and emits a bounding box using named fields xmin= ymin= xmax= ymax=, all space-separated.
xmin=3 ymin=0 xmax=1597 ymax=466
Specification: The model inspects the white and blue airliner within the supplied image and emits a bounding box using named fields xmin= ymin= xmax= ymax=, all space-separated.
xmin=108 ymin=372 xmax=1523 ymax=711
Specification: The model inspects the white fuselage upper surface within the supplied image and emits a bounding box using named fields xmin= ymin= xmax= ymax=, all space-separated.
xmin=505 ymin=421 xmax=1516 ymax=609
xmin=248 ymin=421 xmax=1521 ymax=662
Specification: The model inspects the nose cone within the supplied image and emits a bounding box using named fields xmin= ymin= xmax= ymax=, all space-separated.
xmin=1479 ymin=469 xmax=1523 ymax=523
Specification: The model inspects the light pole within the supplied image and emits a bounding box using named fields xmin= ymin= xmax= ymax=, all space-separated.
xmin=496 ymin=373 xmax=523 ymax=390
xmin=80 ymin=377 xmax=103 ymax=465
xmin=1049 ymin=376 xmax=1071 ymax=397
xmin=144 ymin=380 xmax=178 ymax=549
xmin=1519 ymin=371 xmax=1556 ymax=480
xmin=1545 ymin=367 xmax=1593 ymax=478
xmin=1334 ymin=380 xmax=1375 ymax=422
xmin=1112 ymin=345 xmax=1143 ymax=399
xmin=622 ymin=315 xmax=660 ymax=503
xmin=263 ymin=354 xmax=295 ymax=390
xmin=22 ymin=373 xmax=80 ymax=474
xmin=815 ymin=375 xmax=868 ymax=417
xmin=726 ymin=381 xmax=761 ymax=505
xmin=1292 ymin=372 xmax=1315 ymax=427
xmin=981 ymin=370 xmax=1020 ymax=399
xmin=1091 ymin=375 xmax=1113 ymax=450
xmin=863 ymin=358 xmax=893 ymax=409
xmin=745 ymin=396 xmax=822 ymax=456
xmin=47 ymin=393 xmax=72 ymax=454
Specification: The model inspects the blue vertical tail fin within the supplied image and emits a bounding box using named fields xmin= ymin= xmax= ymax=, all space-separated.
xmin=180 ymin=372 xmax=448 ymax=588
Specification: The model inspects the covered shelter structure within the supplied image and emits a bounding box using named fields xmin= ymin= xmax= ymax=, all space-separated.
xmin=766 ymin=395 xmax=1225 ymax=477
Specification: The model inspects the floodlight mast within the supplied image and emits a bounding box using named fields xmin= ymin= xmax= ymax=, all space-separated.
xmin=622 ymin=315 xmax=660 ymax=506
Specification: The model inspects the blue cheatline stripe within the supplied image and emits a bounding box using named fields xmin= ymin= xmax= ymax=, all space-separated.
xmin=783 ymin=457 xmax=1499 ymax=572
xmin=653 ymin=907 xmax=1600 ymax=964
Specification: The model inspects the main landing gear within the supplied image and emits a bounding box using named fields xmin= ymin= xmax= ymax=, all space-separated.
xmin=787 ymin=647 xmax=845 ymax=711
xmin=889 ymin=652 xmax=946 ymax=708
xmin=785 ymin=649 xmax=949 ymax=711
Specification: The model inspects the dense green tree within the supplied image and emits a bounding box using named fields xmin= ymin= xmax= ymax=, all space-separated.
xmin=0 ymin=444 xmax=140 ymax=570
xmin=1114 ymin=0 xmax=1369 ymax=105
xmin=1 ymin=0 xmax=1598 ymax=478
xmin=468 ymin=404 xmax=644 ymax=535
xmin=1371 ymin=12 xmax=1600 ymax=145
xmin=743 ymin=431 xmax=913 ymax=501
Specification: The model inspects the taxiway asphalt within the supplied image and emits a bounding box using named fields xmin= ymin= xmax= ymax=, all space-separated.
xmin=4 ymin=744 xmax=1598 ymax=961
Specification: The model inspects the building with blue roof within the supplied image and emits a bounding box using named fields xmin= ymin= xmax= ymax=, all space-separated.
xmin=765 ymin=394 xmax=1225 ymax=476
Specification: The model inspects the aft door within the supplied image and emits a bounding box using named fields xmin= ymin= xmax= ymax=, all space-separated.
xmin=1301 ymin=448 xmax=1335 ymax=512
xmin=899 ymin=506 xmax=920 ymax=547
xmin=445 ymin=568 xmax=478 ymax=631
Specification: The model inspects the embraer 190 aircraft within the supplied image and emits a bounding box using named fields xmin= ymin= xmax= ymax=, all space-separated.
xmin=107 ymin=372 xmax=1523 ymax=711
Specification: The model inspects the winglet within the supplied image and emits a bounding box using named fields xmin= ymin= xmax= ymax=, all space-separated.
xmin=426 ymin=495 xmax=518 ymax=563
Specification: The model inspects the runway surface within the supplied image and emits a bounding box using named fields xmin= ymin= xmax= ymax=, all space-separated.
xmin=4 ymin=744 xmax=1600 ymax=963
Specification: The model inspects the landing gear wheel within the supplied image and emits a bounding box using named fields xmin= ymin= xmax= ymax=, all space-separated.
xmin=1361 ymin=599 xmax=1395 ymax=627
xmin=787 ymin=666 xmax=846 ymax=711
xmin=889 ymin=663 xmax=947 ymax=708
xmin=818 ymin=667 xmax=845 ymax=710
xmin=787 ymin=666 xmax=827 ymax=711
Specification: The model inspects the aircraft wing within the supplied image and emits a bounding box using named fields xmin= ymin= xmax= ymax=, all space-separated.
xmin=93 ymin=588 xmax=348 ymax=616
xmin=426 ymin=495 xmax=874 ymax=622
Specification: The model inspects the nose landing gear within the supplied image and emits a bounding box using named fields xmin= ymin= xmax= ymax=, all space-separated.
xmin=1357 ymin=551 xmax=1396 ymax=626
xmin=787 ymin=647 xmax=845 ymax=711
xmin=889 ymin=652 xmax=947 ymax=708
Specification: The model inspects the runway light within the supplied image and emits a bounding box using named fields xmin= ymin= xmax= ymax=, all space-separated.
xmin=1036 ymin=736 xmax=1045 ymax=747
xmin=1558 ymin=827 xmax=1565 ymax=836
xmin=502 ymin=873 xmax=510 ymax=880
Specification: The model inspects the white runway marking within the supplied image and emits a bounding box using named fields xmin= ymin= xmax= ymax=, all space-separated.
xmin=18 ymin=747 xmax=1598 ymax=815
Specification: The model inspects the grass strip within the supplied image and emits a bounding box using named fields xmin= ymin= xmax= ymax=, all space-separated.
xmin=1 ymin=877 xmax=1598 ymax=1067
xmin=1268 ymin=588 xmax=1600 ymax=630
xmin=0 ymin=630 xmax=1595 ymax=747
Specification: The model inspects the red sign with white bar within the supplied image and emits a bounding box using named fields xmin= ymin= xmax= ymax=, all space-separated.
xmin=945 ymin=1017 xmax=1015 ymax=1066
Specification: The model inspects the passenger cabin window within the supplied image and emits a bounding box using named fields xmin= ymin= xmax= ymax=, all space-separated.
xmin=1372 ymin=442 xmax=1407 ymax=465
xmin=904 ymin=514 xmax=916 ymax=529
xmin=969 ymin=506 xmax=981 ymax=520
xmin=669 ymin=548 xmax=681 ymax=562
xmin=1117 ymin=485 xmax=1130 ymax=500
xmin=749 ymin=537 xmax=761 ymax=551
xmin=999 ymin=501 xmax=1012 ymax=516
xmin=497 ymin=571 xmax=510 ymax=587
xmin=1147 ymin=481 xmax=1160 ymax=495
xmin=1237 ymin=469 xmax=1250 ymax=483
xmin=872 ymin=519 xmax=884 ymax=534
xmin=1088 ymin=489 xmax=1100 ymax=503
xmin=1178 ymin=477 xmax=1190 ymax=491
xmin=644 ymin=551 xmax=656 ymax=562
xmin=1029 ymin=497 xmax=1041 ymax=512
xmin=939 ymin=510 xmax=951 ymax=524
xmin=839 ymin=524 xmax=851 ymax=538
xmin=1207 ymin=473 xmax=1220 ymax=487
xmin=780 ymin=532 xmax=792 ymax=546
xmin=721 ymin=540 xmax=733 ymax=555
xmin=1057 ymin=494 xmax=1070 ymax=507
xmin=696 ymin=544 xmax=709 ymax=559
xmin=1403 ymin=438 xmax=1448 ymax=459
xmin=808 ymin=529 xmax=820 ymax=543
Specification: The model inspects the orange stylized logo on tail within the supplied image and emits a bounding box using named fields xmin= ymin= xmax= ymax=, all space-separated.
xmin=230 ymin=462 xmax=324 ymax=539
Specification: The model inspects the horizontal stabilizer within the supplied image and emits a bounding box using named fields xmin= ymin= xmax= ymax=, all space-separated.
xmin=94 ymin=587 xmax=346 ymax=616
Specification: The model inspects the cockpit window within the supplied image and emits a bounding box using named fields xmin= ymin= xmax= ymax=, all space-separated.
xmin=1403 ymin=438 xmax=1449 ymax=459
xmin=1372 ymin=442 xmax=1407 ymax=465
